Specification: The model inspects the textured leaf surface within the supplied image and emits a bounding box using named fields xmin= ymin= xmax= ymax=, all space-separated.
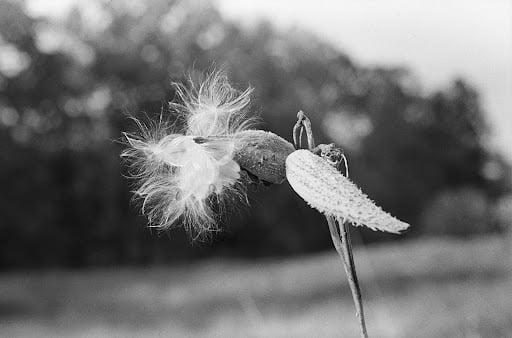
xmin=286 ymin=150 xmax=410 ymax=233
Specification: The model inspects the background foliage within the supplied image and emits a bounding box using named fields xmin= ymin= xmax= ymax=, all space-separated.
xmin=0 ymin=0 xmax=510 ymax=268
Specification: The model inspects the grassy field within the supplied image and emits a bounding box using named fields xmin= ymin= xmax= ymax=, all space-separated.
xmin=0 ymin=235 xmax=511 ymax=337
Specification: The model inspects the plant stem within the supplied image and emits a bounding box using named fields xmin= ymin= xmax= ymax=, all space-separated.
xmin=339 ymin=219 xmax=368 ymax=338
xmin=326 ymin=216 xmax=368 ymax=338
xmin=295 ymin=111 xmax=368 ymax=338
xmin=293 ymin=111 xmax=315 ymax=150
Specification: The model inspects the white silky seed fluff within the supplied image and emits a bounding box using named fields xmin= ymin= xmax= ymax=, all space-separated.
xmin=122 ymin=71 xmax=252 ymax=237
xmin=286 ymin=149 xmax=410 ymax=233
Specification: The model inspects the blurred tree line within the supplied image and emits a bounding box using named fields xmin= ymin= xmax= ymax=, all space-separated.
xmin=0 ymin=0 xmax=510 ymax=269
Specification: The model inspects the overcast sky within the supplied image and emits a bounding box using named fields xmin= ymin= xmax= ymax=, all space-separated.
xmin=218 ymin=0 xmax=512 ymax=162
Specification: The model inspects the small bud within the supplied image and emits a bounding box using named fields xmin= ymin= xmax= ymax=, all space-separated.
xmin=286 ymin=149 xmax=410 ymax=233
xmin=233 ymin=130 xmax=295 ymax=184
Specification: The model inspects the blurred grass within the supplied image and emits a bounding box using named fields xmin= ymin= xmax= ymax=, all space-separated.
xmin=0 ymin=235 xmax=511 ymax=338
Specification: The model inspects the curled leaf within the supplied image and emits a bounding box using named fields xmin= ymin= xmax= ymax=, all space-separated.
xmin=286 ymin=149 xmax=410 ymax=233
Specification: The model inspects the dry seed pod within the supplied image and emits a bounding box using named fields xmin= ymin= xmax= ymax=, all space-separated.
xmin=286 ymin=149 xmax=410 ymax=233
xmin=233 ymin=130 xmax=295 ymax=184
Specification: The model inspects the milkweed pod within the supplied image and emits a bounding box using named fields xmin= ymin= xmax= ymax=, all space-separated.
xmin=286 ymin=149 xmax=410 ymax=233
xmin=233 ymin=130 xmax=295 ymax=184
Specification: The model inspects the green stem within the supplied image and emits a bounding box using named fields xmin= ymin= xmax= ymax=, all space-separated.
xmin=326 ymin=216 xmax=368 ymax=338
xmin=296 ymin=111 xmax=368 ymax=338
xmin=339 ymin=219 xmax=368 ymax=338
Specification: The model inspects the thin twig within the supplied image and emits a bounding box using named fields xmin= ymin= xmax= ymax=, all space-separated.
xmin=338 ymin=219 xmax=368 ymax=338
xmin=294 ymin=111 xmax=369 ymax=338
xmin=296 ymin=111 xmax=315 ymax=150
xmin=326 ymin=217 xmax=368 ymax=337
